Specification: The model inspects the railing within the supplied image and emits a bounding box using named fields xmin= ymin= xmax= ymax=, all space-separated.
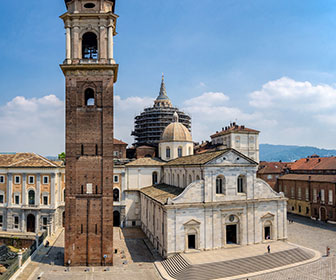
xmin=0 ymin=258 xmax=19 ymax=280
xmin=0 ymin=231 xmax=48 ymax=280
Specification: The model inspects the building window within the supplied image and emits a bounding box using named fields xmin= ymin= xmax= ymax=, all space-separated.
xmin=298 ymin=205 xmax=301 ymax=213
xmin=166 ymin=147 xmax=171 ymax=159
xmin=113 ymin=175 xmax=119 ymax=183
xmin=113 ymin=151 xmax=119 ymax=157
xmin=28 ymin=190 xmax=35 ymax=205
xmin=237 ymin=175 xmax=246 ymax=193
xmin=188 ymin=147 xmax=192 ymax=155
xmin=314 ymin=208 xmax=318 ymax=216
xmin=42 ymin=176 xmax=49 ymax=184
xmin=178 ymin=147 xmax=183 ymax=158
xmin=14 ymin=216 xmax=19 ymax=229
xmin=306 ymin=207 xmax=309 ymax=214
xmin=284 ymin=185 xmax=287 ymax=194
xmin=14 ymin=195 xmax=20 ymax=205
xmin=313 ymin=189 xmax=317 ymax=202
xmin=43 ymin=196 xmax=48 ymax=205
xmin=0 ymin=215 xmax=3 ymax=227
xmin=0 ymin=194 xmax=3 ymax=204
xmin=291 ymin=187 xmax=294 ymax=198
xmin=328 ymin=190 xmax=333 ymax=204
xmin=152 ymin=172 xmax=158 ymax=185
xmin=320 ymin=189 xmax=325 ymax=203
xmin=235 ymin=136 xmax=240 ymax=147
xmin=216 ymin=175 xmax=225 ymax=194
xmin=0 ymin=176 xmax=4 ymax=184
xmin=267 ymin=175 xmax=273 ymax=180
xmin=28 ymin=176 xmax=34 ymax=184
xmin=113 ymin=188 xmax=119 ymax=202
xmin=305 ymin=188 xmax=309 ymax=201
xmin=14 ymin=176 xmax=20 ymax=184
xmin=42 ymin=217 xmax=48 ymax=231
xmin=298 ymin=187 xmax=301 ymax=199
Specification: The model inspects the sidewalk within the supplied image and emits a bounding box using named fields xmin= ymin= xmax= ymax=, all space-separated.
xmin=14 ymin=228 xmax=64 ymax=280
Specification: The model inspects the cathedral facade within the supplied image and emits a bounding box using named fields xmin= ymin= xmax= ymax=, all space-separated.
xmin=123 ymin=116 xmax=287 ymax=258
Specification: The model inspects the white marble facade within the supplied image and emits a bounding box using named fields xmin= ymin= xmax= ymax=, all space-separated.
xmin=138 ymin=149 xmax=287 ymax=258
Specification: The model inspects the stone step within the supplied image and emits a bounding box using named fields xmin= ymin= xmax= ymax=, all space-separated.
xmin=161 ymin=254 xmax=190 ymax=278
xmin=160 ymin=247 xmax=314 ymax=280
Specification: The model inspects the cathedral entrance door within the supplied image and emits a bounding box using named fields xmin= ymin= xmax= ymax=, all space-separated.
xmin=27 ymin=214 xmax=35 ymax=233
xmin=113 ymin=211 xmax=120 ymax=227
xmin=188 ymin=234 xmax=196 ymax=249
xmin=226 ymin=224 xmax=237 ymax=244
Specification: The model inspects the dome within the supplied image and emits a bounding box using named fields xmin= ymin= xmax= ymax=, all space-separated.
xmin=161 ymin=113 xmax=192 ymax=142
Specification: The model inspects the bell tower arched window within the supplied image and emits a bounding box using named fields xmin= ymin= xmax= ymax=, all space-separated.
xmin=82 ymin=32 xmax=98 ymax=59
xmin=85 ymin=88 xmax=95 ymax=106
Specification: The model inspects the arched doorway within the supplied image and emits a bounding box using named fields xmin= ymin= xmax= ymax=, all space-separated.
xmin=62 ymin=211 xmax=65 ymax=227
xmin=27 ymin=214 xmax=35 ymax=233
xmin=113 ymin=211 xmax=120 ymax=227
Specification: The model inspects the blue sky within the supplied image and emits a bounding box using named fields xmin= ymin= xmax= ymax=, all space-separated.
xmin=1 ymin=0 xmax=336 ymax=155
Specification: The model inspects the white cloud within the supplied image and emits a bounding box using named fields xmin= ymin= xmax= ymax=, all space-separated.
xmin=249 ymin=77 xmax=336 ymax=111
xmin=182 ymin=92 xmax=264 ymax=142
xmin=0 ymin=95 xmax=64 ymax=155
xmin=3 ymin=77 xmax=336 ymax=156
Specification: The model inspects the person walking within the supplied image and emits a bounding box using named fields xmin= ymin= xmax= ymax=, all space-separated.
xmin=267 ymin=245 xmax=271 ymax=254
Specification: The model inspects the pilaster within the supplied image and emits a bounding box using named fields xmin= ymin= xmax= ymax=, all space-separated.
xmin=36 ymin=174 xmax=41 ymax=206
xmin=7 ymin=173 xmax=12 ymax=207
xmin=22 ymin=174 xmax=27 ymax=206
xmin=51 ymin=173 xmax=56 ymax=208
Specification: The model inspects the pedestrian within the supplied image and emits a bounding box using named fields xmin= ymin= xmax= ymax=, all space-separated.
xmin=267 ymin=245 xmax=271 ymax=254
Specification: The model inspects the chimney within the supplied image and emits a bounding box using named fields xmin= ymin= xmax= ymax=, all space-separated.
xmin=241 ymin=125 xmax=245 ymax=129
xmin=306 ymin=158 xmax=309 ymax=162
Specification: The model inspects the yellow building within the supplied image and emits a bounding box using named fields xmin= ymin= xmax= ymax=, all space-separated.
xmin=0 ymin=153 xmax=65 ymax=234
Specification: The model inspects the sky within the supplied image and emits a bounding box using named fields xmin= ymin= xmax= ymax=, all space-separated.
xmin=1 ymin=0 xmax=336 ymax=155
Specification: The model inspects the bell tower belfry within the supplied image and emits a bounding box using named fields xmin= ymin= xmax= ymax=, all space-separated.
xmin=60 ymin=0 xmax=118 ymax=266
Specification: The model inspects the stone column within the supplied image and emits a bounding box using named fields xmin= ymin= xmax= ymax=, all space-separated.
xmin=121 ymin=172 xmax=125 ymax=201
xmin=107 ymin=21 xmax=114 ymax=63
xmin=18 ymin=250 xmax=23 ymax=267
xmin=36 ymin=213 xmax=40 ymax=234
xmin=72 ymin=22 xmax=80 ymax=61
xmin=7 ymin=173 xmax=12 ymax=207
xmin=66 ymin=25 xmax=72 ymax=64
xmin=51 ymin=174 xmax=55 ymax=208
xmin=99 ymin=24 xmax=107 ymax=61
xmin=36 ymin=174 xmax=41 ymax=206
xmin=21 ymin=212 xmax=25 ymax=232
xmin=22 ymin=174 xmax=26 ymax=206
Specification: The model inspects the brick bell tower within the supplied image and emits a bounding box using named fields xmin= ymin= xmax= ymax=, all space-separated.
xmin=60 ymin=0 xmax=118 ymax=266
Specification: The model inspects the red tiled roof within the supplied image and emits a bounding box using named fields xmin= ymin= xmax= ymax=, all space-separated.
xmin=290 ymin=156 xmax=336 ymax=171
xmin=258 ymin=162 xmax=290 ymax=174
xmin=279 ymin=174 xmax=336 ymax=183
xmin=0 ymin=153 xmax=62 ymax=168
xmin=211 ymin=123 xmax=259 ymax=138
xmin=113 ymin=138 xmax=127 ymax=145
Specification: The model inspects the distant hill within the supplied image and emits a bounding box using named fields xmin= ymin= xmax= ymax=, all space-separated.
xmin=260 ymin=144 xmax=336 ymax=162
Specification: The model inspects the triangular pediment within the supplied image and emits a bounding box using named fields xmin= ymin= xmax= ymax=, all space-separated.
xmin=183 ymin=219 xmax=201 ymax=226
xmin=206 ymin=149 xmax=257 ymax=165
xmin=261 ymin=212 xmax=275 ymax=219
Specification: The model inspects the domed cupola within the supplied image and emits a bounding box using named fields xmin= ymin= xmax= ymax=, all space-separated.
xmin=159 ymin=112 xmax=194 ymax=161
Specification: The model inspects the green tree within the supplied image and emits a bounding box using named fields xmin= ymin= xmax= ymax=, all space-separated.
xmin=58 ymin=152 xmax=65 ymax=163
